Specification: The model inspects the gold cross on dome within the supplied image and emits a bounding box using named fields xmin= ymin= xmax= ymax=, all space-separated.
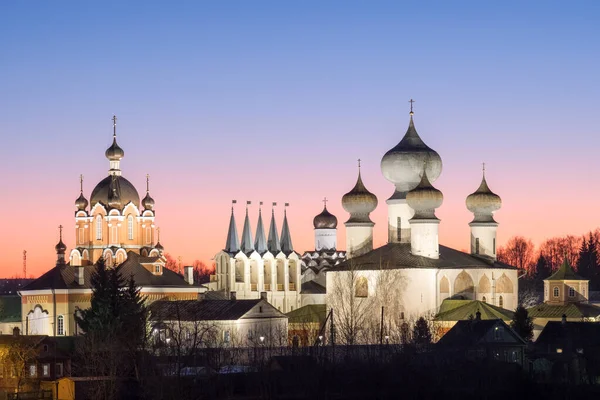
xmin=409 ymin=99 xmax=415 ymax=114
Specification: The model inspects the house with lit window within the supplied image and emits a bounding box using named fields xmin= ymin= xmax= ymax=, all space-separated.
xmin=528 ymin=259 xmax=600 ymax=340
xmin=0 ymin=331 xmax=71 ymax=395
xmin=437 ymin=313 xmax=526 ymax=366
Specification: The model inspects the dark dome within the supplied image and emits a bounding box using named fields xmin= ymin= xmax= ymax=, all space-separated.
xmin=55 ymin=239 xmax=67 ymax=253
xmin=75 ymin=192 xmax=89 ymax=211
xmin=155 ymin=241 xmax=164 ymax=251
xmin=105 ymin=136 xmax=124 ymax=160
xmin=313 ymin=206 xmax=338 ymax=229
xmin=142 ymin=192 xmax=155 ymax=210
xmin=90 ymin=175 xmax=140 ymax=209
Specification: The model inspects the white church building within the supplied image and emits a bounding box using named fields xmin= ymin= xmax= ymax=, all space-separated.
xmin=326 ymin=109 xmax=519 ymax=324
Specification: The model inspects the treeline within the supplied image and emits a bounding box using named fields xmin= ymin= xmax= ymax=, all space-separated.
xmin=497 ymin=229 xmax=600 ymax=290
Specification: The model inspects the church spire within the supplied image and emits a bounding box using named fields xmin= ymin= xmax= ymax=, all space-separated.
xmin=267 ymin=202 xmax=281 ymax=254
xmin=280 ymin=203 xmax=294 ymax=254
xmin=240 ymin=201 xmax=255 ymax=254
xmin=224 ymin=200 xmax=240 ymax=254
xmin=254 ymin=202 xmax=267 ymax=254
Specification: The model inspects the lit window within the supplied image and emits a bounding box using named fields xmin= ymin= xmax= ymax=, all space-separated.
xmin=553 ymin=287 xmax=559 ymax=297
xmin=96 ymin=215 xmax=102 ymax=240
xmin=56 ymin=363 xmax=64 ymax=377
xmin=57 ymin=315 xmax=64 ymax=336
xmin=155 ymin=265 xmax=161 ymax=273
xmin=127 ymin=215 xmax=134 ymax=240
xmin=29 ymin=365 xmax=37 ymax=377
xmin=556 ymin=348 xmax=563 ymax=353
xmin=42 ymin=364 xmax=50 ymax=377
xmin=569 ymin=287 xmax=575 ymax=297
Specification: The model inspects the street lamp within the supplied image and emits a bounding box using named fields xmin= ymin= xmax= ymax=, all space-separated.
xmin=259 ymin=336 xmax=265 ymax=344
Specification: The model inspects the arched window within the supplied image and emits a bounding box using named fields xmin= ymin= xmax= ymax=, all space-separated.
xmin=553 ymin=287 xmax=559 ymax=297
xmin=57 ymin=315 xmax=65 ymax=336
xmin=498 ymin=296 xmax=504 ymax=308
xmin=96 ymin=215 xmax=102 ymax=240
xmin=127 ymin=215 xmax=134 ymax=240
xmin=355 ymin=277 xmax=368 ymax=298
xmin=569 ymin=287 xmax=575 ymax=297
xmin=482 ymin=296 xmax=487 ymax=303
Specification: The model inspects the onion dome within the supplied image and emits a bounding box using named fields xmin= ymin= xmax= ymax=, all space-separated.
xmin=105 ymin=133 xmax=124 ymax=161
xmin=55 ymin=225 xmax=67 ymax=265
xmin=142 ymin=175 xmax=155 ymax=210
xmin=313 ymin=202 xmax=338 ymax=229
xmin=342 ymin=168 xmax=378 ymax=224
xmin=74 ymin=174 xmax=88 ymax=211
xmin=406 ymin=169 xmax=443 ymax=219
xmin=155 ymin=241 xmax=164 ymax=252
xmin=90 ymin=175 xmax=140 ymax=209
xmin=55 ymin=237 xmax=67 ymax=254
xmin=466 ymin=169 xmax=501 ymax=223
xmin=380 ymin=112 xmax=442 ymax=198
xmin=75 ymin=192 xmax=88 ymax=211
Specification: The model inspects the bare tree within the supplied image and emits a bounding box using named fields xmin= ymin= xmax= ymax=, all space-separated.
xmin=497 ymin=236 xmax=536 ymax=275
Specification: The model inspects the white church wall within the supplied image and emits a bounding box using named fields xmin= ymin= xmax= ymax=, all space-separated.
xmin=315 ymin=228 xmax=336 ymax=251
xmin=346 ymin=225 xmax=374 ymax=258
xmin=469 ymin=224 xmax=498 ymax=259
xmin=386 ymin=199 xmax=414 ymax=244
xmin=409 ymin=221 xmax=440 ymax=259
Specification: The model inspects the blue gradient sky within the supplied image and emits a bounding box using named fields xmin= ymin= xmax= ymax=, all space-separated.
xmin=1 ymin=1 xmax=599 ymax=276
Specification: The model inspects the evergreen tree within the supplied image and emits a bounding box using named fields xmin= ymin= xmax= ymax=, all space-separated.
xmin=533 ymin=254 xmax=551 ymax=282
xmin=411 ymin=317 xmax=432 ymax=345
xmin=510 ymin=305 xmax=534 ymax=342
xmin=74 ymin=257 xmax=148 ymax=395
xmin=577 ymin=233 xmax=599 ymax=290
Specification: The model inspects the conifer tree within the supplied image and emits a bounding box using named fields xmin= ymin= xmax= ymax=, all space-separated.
xmin=411 ymin=317 xmax=432 ymax=345
xmin=510 ymin=305 xmax=534 ymax=342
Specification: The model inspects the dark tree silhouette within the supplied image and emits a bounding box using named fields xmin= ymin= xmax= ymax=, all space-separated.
xmin=577 ymin=232 xmax=600 ymax=290
xmin=411 ymin=317 xmax=432 ymax=345
xmin=510 ymin=305 xmax=534 ymax=342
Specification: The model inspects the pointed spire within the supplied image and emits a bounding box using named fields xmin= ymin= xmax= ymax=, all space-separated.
xmin=267 ymin=202 xmax=281 ymax=254
xmin=240 ymin=201 xmax=255 ymax=254
xmin=225 ymin=200 xmax=240 ymax=254
xmin=254 ymin=202 xmax=267 ymax=254
xmin=280 ymin=203 xmax=294 ymax=254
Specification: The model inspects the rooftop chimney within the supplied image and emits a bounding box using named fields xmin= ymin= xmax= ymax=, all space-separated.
xmin=230 ymin=291 xmax=236 ymax=301
xmin=76 ymin=266 xmax=85 ymax=286
xmin=184 ymin=266 xmax=194 ymax=285
xmin=260 ymin=291 xmax=267 ymax=300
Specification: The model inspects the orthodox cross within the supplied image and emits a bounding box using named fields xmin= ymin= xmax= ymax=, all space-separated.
xmin=58 ymin=224 xmax=63 ymax=240
xmin=482 ymin=162 xmax=486 ymax=176
xmin=409 ymin=99 xmax=415 ymax=114
xmin=146 ymin=174 xmax=150 ymax=193
xmin=358 ymin=158 xmax=361 ymax=170
xmin=79 ymin=174 xmax=84 ymax=193
xmin=112 ymin=115 xmax=117 ymax=136
xmin=323 ymin=197 xmax=328 ymax=208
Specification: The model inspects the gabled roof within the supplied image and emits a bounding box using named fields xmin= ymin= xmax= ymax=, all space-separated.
xmin=22 ymin=252 xmax=193 ymax=291
xmin=527 ymin=302 xmax=600 ymax=319
xmin=438 ymin=319 xmax=525 ymax=347
xmin=149 ymin=299 xmax=286 ymax=321
xmin=300 ymin=280 xmax=326 ymax=295
xmin=435 ymin=300 xmax=514 ymax=322
xmin=286 ymin=304 xmax=326 ymax=324
xmin=335 ymin=243 xmax=516 ymax=271
xmin=546 ymin=258 xmax=585 ymax=281
xmin=535 ymin=321 xmax=600 ymax=350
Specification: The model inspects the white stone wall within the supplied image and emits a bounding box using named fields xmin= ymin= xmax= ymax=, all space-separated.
xmin=469 ymin=223 xmax=498 ymax=259
xmin=345 ymin=224 xmax=373 ymax=258
xmin=409 ymin=220 xmax=440 ymax=259
xmin=315 ymin=229 xmax=337 ymax=251
xmin=386 ymin=199 xmax=414 ymax=243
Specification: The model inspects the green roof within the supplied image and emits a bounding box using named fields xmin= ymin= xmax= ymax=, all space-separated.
xmin=546 ymin=258 xmax=585 ymax=281
xmin=0 ymin=295 xmax=22 ymax=323
xmin=527 ymin=302 xmax=600 ymax=319
xmin=286 ymin=304 xmax=326 ymax=324
xmin=435 ymin=299 xmax=514 ymax=322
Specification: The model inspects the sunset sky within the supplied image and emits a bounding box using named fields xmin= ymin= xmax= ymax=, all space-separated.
xmin=1 ymin=1 xmax=599 ymax=277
